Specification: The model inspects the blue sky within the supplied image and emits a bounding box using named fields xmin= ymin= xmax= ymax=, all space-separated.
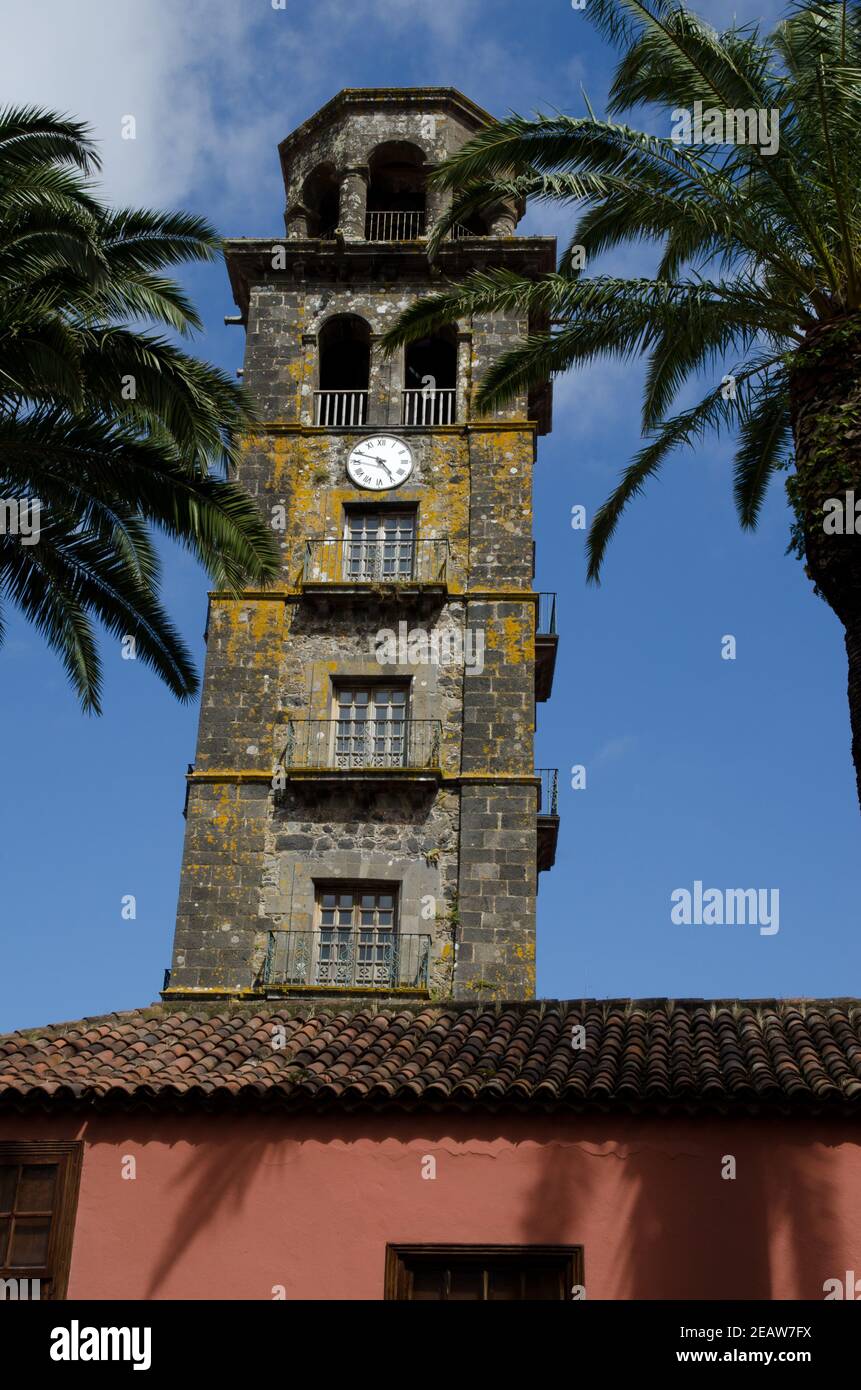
xmin=2 ymin=0 xmax=858 ymax=1032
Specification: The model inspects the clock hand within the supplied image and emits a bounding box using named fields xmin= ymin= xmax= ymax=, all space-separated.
xmin=351 ymin=450 xmax=396 ymax=481
xmin=364 ymin=453 xmax=394 ymax=477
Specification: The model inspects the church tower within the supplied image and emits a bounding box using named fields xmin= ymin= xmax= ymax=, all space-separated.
xmin=165 ymin=88 xmax=559 ymax=1005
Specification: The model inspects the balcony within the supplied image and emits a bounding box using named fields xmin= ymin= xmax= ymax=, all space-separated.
xmin=301 ymin=537 xmax=449 ymax=593
xmin=366 ymin=209 xmax=426 ymax=241
xmin=314 ymin=390 xmax=368 ymax=428
xmin=362 ymin=214 xmax=484 ymax=245
xmin=535 ymin=592 xmax=558 ymax=702
xmin=262 ymin=930 xmax=431 ymax=993
xmin=278 ymin=718 xmax=442 ymax=785
xmin=402 ymin=388 xmax=457 ymax=426
xmin=536 ymin=767 xmax=559 ymax=872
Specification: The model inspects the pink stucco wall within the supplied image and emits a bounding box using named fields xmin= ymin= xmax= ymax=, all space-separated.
xmin=2 ymin=1110 xmax=859 ymax=1299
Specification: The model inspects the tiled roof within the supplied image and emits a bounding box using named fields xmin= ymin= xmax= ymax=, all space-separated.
xmin=2 ymin=999 xmax=861 ymax=1115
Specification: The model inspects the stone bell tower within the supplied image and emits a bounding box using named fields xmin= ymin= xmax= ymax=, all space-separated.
xmin=165 ymin=88 xmax=559 ymax=1005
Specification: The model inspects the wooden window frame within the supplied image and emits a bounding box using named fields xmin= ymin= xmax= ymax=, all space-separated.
xmin=330 ymin=681 xmax=411 ymax=768
xmin=0 ymin=1141 xmax=83 ymax=1300
xmin=341 ymin=507 xmax=418 ymax=582
xmin=313 ymin=882 xmax=400 ymax=933
xmin=342 ymin=502 xmax=418 ymax=527
xmin=331 ymin=680 xmax=411 ymax=712
xmin=312 ymin=883 xmax=401 ymax=989
xmin=384 ymin=1243 xmax=584 ymax=1301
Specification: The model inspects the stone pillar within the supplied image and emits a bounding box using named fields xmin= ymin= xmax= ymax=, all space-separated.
xmin=487 ymin=202 xmax=518 ymax=236
xmin=300 ymin=331 xmax=317 ymax=426
xmin=338 ymin=165 xmax=368 ymax=239
xmin=456 ymin=329 xmax=472 ymax=423
xmin=285 ymin=203 xmax=310 ymax=239
xmin=425 ymin=176 xmax=448 ymax=239
xmin=368 ymin=332 xmax=392 ymax=428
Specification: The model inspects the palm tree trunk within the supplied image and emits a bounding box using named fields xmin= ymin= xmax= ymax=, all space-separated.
xmin=789 ymin=315 xmax=861 ymax=814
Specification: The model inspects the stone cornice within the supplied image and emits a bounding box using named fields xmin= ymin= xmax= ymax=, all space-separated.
xmin=186 ymin=769 xmax=540 ymax=786
xmin=205 ymin=588 xmax=542 ymax=602
xmin=223 ymin=236 xmax=557 ymax=316
xmin=245 ymin=419 xmax=539 ymax=435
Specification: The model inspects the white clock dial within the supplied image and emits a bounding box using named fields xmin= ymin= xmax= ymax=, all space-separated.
xmin=346 ymin=436 xmax=414 ymax=491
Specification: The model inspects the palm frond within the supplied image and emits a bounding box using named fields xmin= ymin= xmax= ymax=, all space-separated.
xmin=586 ymin=356 xmax=782 ymax=580
xmin=732 ymin=379 xmax=793 ymax=527
xmin=0 ymin=107 xmax=278 ymax=709
xmin=0 ymin=104 xmax=99 ymax=175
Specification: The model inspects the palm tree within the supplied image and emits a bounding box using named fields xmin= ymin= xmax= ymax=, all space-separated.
xmin=383 ymin=0 xmax=861 ymax=811
xmin=0 ymin=105 xmax=278 ymax=712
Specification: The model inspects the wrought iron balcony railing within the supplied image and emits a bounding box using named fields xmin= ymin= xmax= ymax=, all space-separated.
xmin=365 ymin=209 xmax=426 ymax=240
xmin=535 ymin=593 xmax=558 ymax=702
xmin=537 ymin=767 xmax=559 ymax=816
xmin=302 ymin=537 xmax=449 ymax=587
xmin=536 ymin=768 xmax=559 ymax=874
xmin=263 ymin=930 xmax=431 ymax=990
xmin=537 ymin=592 xmax=558 ymax=636
xmin=281 ymin=718 xmax=442 ymax=773
xmin=314 ymin=389 xmax=368 ymax=428
xmin=401 ymin=388 xmax=457 ymax=426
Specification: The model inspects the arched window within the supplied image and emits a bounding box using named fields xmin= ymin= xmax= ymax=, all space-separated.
xmin=303 ymin=164 xmax=340 ymax=239
xmin=403 ymin=328 xmax=457 ymax=425
xmin=366 ymin=142 xmax=426 ymax=241
xmin=316 ymin=315 xmax=371 ymax=427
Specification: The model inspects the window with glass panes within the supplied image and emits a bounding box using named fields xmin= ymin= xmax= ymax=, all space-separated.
xmin=315 ymin=886 xmax=397 ymax=986
xmin=385 ymin=1245 xmax=583 ymax=1301
xmin=343 ymin=510 xmax=415 ymax=581
xmin=334 ymin=685 xmax=407 ymax=767
xmin=0 ymin=1142 xmax=82 ymax=1299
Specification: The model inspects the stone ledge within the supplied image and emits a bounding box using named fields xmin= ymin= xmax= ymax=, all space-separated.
xmin=161 ymin=985 xmax=431 ymax=1002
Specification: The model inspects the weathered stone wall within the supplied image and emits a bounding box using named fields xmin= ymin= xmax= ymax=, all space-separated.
xmin=172 ymin=780 xmax=270 ymax=991
xmin=283 ymin=104 xmax=477 ymax=209
xmin=455 ymin=783 xmax=537 ymax=1000
xmin=264 ymin=784 xmax=459 ymax=998
xmin=168 ymin=90 xmax=553 ymax=1003
xmin=453 ymin=419 xmax=537 ymax=1000
xmin=455 ymin=589 xmax=537 ymax=1000
xmin=190 ymin=598 xmax=283 ymax=773
xmin=279 ymin=91 xmax=497 ymax=241
xmin=242 ymin=287 xmax=307 ymax=422
xmin=236 ymin=422 xmax=472 ymax=586
xmin=240 ymin=284 xmax=530 ymax=435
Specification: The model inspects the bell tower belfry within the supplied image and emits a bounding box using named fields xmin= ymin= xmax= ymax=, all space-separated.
xmin=165 ymin=88 xmax=559 ymax=1005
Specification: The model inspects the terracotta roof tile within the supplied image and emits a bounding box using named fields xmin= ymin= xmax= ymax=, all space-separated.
xmin=3 ymin=1000 xmax=861 ymax=1114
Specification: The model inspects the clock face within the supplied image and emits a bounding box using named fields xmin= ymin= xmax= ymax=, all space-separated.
xmin=346 ymin=436 xmax=414 ymax=491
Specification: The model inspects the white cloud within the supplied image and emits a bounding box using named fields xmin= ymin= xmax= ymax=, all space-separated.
xmin=0 ymin=0 xmax=793 ymax=226
xmin=0 ymin=0 xmax=504 ymax=222
xmin=594 ymin=735 xmax=637 ymax=764
xmin=0 ymin=2 xmax=239 ymax=207
xmin=0 ymin=0 xmax=585 ymax=228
